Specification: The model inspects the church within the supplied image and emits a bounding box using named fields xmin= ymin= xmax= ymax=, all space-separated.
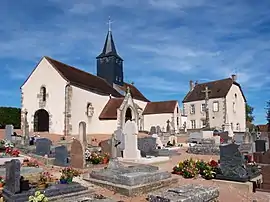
xmin=20 ymin=28 xmax=186 ymax=136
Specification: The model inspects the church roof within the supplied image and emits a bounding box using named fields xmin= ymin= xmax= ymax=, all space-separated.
xmin=99 ymin=98 xmax=124 ymax=120
xmin=142 ymin=100 xmax=178 ymax=115
xmin=45 ymin=57 xmax=123 ymax=97
xmin=182 ymin=78 xmax=246 ymax=103
xmin=257 ymin=124 xmax=270 ymax=132
xmin=115 ymin=83 xmax=150 ymax=102
xmin=96 ymin=31 xmax=123 ymax=60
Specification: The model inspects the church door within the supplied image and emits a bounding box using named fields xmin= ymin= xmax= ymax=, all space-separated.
xmin=125 ymin=107 xmax=132 ymax=123
xmin=34 ymin=109 xmax=49 ymax=132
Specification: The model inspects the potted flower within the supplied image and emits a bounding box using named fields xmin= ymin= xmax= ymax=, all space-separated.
xmin=38 ymin=172 xmax=52 ymax=189
xmin=28 ymin=191 xmax=48 ymax=202
xmin=195 ymin=160 xmax=208 ymax=175
xmin=90 ymin=152 xmax=102 ymax=164
xmin=0 ymin=176 xmax=5 ymax=187
xmin=60 ymin=167 xmax=80 ymax=184
xmin=201 ymin=165 xmax=216 ymax=180
xmin=102 ymin=153 xmax=110 ymax=164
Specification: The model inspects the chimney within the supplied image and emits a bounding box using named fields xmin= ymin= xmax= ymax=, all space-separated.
xmin=189 ymin=80 xmax=194 ymax=91
xmin=231 ymin=74 xmax=237 ymax=82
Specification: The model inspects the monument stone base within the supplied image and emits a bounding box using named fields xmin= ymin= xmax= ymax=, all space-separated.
xmin=3 ymin=182 xmax=93 ymax=202
xmin=84 ymin=164 xmax=177 ymax=196
xmin=118 ymin=156 xmax=170 ymax=164
xmin=148 ymin=184 xmax=219 ymax=202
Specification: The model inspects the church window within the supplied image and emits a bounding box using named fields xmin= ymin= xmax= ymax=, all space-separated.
xmin=191 ymin=120 xmax=196 ymax=129
xmin=190 ymin=104 xmax=195 ymax=114
xmin=177 ymin=117 xmax=179 ymax=126
xmin=201 ymin=104 xmax=206 ymax=112
xmin=236 ymin=123 xmax=240 ymax=130
xmin=41 ymin=86 xmax=46 ymax=102
xmin=201 ymin=119 xmax=206 ymax=128
xmin=233 ymin=102 xmax=236 ymax=113
xmin=213 ymin=101 xmax=219 ymax=112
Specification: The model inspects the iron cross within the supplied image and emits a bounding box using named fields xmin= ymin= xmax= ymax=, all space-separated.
xmin=107 ymin=16 xmax=114 ymax=31
xmin=202 ymin=86 xmax=211 ymax=100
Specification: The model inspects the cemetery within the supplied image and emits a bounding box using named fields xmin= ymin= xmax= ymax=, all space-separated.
xmin=0 ymin=120 xmax=269 ymax=201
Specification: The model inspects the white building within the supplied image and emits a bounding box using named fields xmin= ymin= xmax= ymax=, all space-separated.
xmin=182 ymin=75 xmax=246 ymax=132
xmin=20 ymin=29 xmax=186 ymax=136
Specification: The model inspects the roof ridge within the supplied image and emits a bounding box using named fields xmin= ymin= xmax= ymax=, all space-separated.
xmin=196 ymin=77 xmax=232 ymax=86
xmin=149 ymin=100 xmax=178 ymax=103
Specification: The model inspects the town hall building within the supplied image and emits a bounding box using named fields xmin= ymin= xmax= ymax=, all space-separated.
xmin=20 ymin=28 xmax=186 ymax=136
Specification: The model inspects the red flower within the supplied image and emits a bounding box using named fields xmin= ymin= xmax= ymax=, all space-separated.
xmin=209 ymin=160 xmax=218 ymax=168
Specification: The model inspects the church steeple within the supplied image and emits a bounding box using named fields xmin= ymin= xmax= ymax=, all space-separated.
xmin=96 ymin=17 xmax=124 ymax=86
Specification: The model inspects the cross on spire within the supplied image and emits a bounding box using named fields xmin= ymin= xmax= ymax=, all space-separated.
xmin=107 ymin=16 xmax=114 ymax=32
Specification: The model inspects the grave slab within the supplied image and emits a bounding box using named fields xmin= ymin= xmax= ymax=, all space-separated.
xmin=118 ymin=156 xmax=170 ymax=164
xmin=148 ymin=184 xmax=219 ymax=202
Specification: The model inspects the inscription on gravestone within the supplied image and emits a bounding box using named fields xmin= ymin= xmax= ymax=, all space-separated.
xmin=138 ymin=137 xmax=157 ymax=155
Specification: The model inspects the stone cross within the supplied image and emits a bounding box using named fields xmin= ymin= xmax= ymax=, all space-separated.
xmin=202 ymin=86 xmax=211 ymax=129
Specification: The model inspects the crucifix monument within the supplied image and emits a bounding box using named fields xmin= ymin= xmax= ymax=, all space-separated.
xmin=202 ymin=86 xmax=211 ymax=129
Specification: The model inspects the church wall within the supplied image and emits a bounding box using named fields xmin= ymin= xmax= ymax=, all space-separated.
xmin=225 ymin=84 xmax=246 ymax=132
xmin=143 ymin=113 xmax=173 ymax=132
xmin=21 ymin=58 xmax=66 ymax=134
xmin=183 ymin=98 xmax=225 ymax=130
xmin=70 ymin=86 xmax=117 ymax=135
xmin=133 ymin=99 xmax=148 ymax=110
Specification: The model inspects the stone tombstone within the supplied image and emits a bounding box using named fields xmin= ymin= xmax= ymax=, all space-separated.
xmin=115 ymin=128 xmax=125 ymax=151
xmin=54 ymin=145 xmax=69 ymax=167
xmin=149 ymin=126 xmax=156 ymax=135
xmin=213 ymin=136 xmax=220 ymax=145
xmin=5 ymin=124 xmax=14 ymax=141
xmin=234 ymin=134 xmax=244 ymax=144
xmin=261 ymin=165 xmax=270 ymax=190
xmin=138 ymin=137 xmax=157 ymax=154
xmin=156 ymin=125 xmax=161 ymax=135
xmin=219 ymin=144 xmax=247 ymax=179
xmin=35 ymin=138 xmax=52 ymax=156
xmin=220 ymin=132 xmax=230 ymax=144
xmin=123 ymin=120 xmax=140 ymax=159
xmin=70 ymin=139 xmax=85 ymax=169
xmin=239 ymin=143 xmax=253 ymax=154
xmin=5 ymin=159 xmax=21 ymax=194
xmin=255 ymin=140 xmax=267 ymax=152
xmin=99 ymin=140 xmax=111 ymax=155
xmin=79 ymin=122 xmax=87 ymax=146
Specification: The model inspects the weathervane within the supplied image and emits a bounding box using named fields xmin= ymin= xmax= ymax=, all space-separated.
xmin=107 ymin=16 xmax=114 ymax=32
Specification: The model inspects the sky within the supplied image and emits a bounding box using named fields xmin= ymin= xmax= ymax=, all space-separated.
xmin=0 ymin=0 xmax=269 ymax=124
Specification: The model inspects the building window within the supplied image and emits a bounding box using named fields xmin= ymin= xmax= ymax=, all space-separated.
xmin=201 ymin=119 xmax=206 ymax=128
xmin=177 ymin=107 xmax=179 ymax=114
xmin=41 ymin=86 xmax=46 ymax=102
xmin=191 ymin=120 xmax=196 ymax=129
xmin=236 ymin=123 xmax=240 ymax=130
xmin=190 ymin=104 xmax=195 ymax=114
xmin=177 ymin=117 xmax=179 ymax=126
xmin=231 ymin=122 xmax=234 ymax=130
xmin=213 ymin=101 xmax=219 ymax=112
xmin=201 ymin=103 xmax=206 ymax=112
xmin=233 ymin=102 xmax=236 ymax=113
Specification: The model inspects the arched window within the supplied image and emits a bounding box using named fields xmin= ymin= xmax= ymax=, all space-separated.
xmin=41 ymin=86 xmax=46 ymax=102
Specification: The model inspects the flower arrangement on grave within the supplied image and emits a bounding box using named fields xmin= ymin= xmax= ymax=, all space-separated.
xmin=5 ymin=147 xmax=20 ymax=157
xmin=0 ymin=176 xmax=5 ymax=187
xmin=37 ymin=172 xmax=52 ymax=189
xmin=23 ymin=158 xmax=39 ymax=167
xmin=60 ymin=167 xmax=80 ymax=184
xmin=4 ymin=140 xmax=14 ymax=148
xmin=101 ymin=153 xmax=110 ymax=164
xmin=172 ymin=158 xmax=220 ymax=180
xmin=89 ymin=152 xmax=103 ymax=164
xmin=28 ymin=191 xmax=48 ymax=202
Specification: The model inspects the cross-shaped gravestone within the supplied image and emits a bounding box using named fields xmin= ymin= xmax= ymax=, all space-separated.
xmin=201 ymin=86 xmax=211 ymax=129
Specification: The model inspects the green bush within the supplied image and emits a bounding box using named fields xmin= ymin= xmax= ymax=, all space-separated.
xmin=0 ymin=107 xmax=21 ymax=129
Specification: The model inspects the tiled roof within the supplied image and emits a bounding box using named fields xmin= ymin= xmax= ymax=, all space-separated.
xmin=99 ymin=98 xmax=124 ymax=120
xmin=257 ymin=124 xmax=270 ymax=132
xmin=182 ymin=78 xmax=246 ymax=103
xmin=116 ymin=83 xmax=150 ymax=102
xmin=142 ymin=100 xmax=177 ymax=115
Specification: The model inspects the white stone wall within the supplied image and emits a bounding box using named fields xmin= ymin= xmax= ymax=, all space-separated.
xmin=225 ymin=84 xmax=246 ymax=132
xmin=21 ymin=58 xmax=67 ymax=134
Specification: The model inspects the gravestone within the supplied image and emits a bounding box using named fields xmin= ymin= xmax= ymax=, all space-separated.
xmin=4 ymin=159 xmax=21 ymax=194
xmin=239 ymin=143 xmax=253 ymax=154
xmin=217 ymin=143 xmax=259 ymax=182
xmin=35 ymin=138 xmax=52 ymax=156
xmin=70 ymin=139 xmax=85 ymax=169
xmin=148 ymin=184 xmax=219 ymax=202
xmin=123 ymin=120 xmax=140 ymax=159
xmin=234 ymin=134 xmax=244 ymax=144
xmin=188 ymin=132 xmax=203 ymax=143
xmin=255 ymin=140 xmax=267 ymax=152
xmin=115 ymin=128 xmax=125 ymax=152
xmin=5 ymin=124 xmax=14 ymax=141
xmin=260 ymin=165 xmax=270 ymax=191
xmin=149 ymin=126 xmax=156 ymax=135
xmin=220 ymin=132 xmax=230 ymax=144
xmin=99 ymin=140 xmax=111 ymax=155
xmin=138 ymin=137 xmax=157 ymax=155
xmin=54 ymin=145 xmax=69 ymax=167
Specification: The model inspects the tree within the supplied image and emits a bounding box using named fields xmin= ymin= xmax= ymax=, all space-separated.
xmin=0 ymin=107 xmax=21 ymax=129
xmin=246 ymin=103 xmax=254 ymax=123
xmin=266 ymin=100 xmax=270 ymax=131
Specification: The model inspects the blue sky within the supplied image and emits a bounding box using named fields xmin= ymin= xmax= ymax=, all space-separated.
xmin=0 ymin=0 xmax=269 ymax=124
